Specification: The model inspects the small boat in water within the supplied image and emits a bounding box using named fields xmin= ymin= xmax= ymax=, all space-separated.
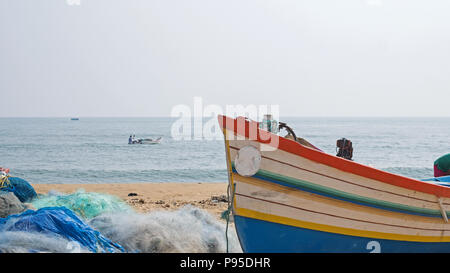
xmin=139 ymin=137 xmax=162 ymax=144
xmin=129 ymin=136 xmax=162 ymax=145
xmin=219 ymin=115 xmax=450 ymax=253
xmin=70 ymin=118 xmax=79 ymax=121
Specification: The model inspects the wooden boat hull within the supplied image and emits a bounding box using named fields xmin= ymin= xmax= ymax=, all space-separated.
xmin=219 ymin=115 xmax=450 ymax=253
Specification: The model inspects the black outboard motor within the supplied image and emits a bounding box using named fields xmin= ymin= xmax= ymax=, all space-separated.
xmin=336 ymin=138 xmax=353 ymax=160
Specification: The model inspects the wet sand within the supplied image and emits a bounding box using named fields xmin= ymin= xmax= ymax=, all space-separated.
xmin=33 ymin=182 xmax=230 ymax=218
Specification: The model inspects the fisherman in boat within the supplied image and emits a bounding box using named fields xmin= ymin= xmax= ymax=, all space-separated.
xmin=128 ymin=135 xmax=133 ymax=144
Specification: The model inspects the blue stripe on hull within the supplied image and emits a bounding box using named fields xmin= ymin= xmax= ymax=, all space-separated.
xmin=234 ymin=215 xmax=450 ymax=253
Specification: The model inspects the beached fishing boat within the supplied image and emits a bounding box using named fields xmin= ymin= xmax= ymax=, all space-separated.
xmin=219 ymin=115 xmax=450 ymax=253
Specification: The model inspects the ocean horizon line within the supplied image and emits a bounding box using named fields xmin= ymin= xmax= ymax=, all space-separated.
xmin=1 ymin=116 xmax=450 ymax=119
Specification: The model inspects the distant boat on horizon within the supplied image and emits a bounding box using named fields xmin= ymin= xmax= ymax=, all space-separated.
xmin=70 ymin=118 xmax=79 ymax=121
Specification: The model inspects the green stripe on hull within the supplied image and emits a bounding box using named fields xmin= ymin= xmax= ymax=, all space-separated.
xmin=256 ymin=169 xmax=443 ymax=217
xmin=231 ymin=162 xmax=444 ymax=217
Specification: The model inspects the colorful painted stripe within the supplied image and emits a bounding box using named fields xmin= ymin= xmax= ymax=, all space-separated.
xmin=232 ymin=176 xmax=450 ymax=242
xmin=235 ymin=207 xmax=450 ymax=242
xmin=230 ymin=161 xmax=445 ymax=218
xmin=227 ymin=138 xmax=450 ymax=217
xmin=230 ymin=145 xmax=447 ymax=205
xmin=252 ymin=168 xmax=444 ymax=217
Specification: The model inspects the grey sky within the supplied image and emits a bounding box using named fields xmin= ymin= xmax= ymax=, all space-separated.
xmin=1 ymin=0 xmax=449 ymax=117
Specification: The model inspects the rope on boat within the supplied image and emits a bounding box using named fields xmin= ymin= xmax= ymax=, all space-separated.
xmin=0 ymin=173 xmax=12 ymax=189
xmin=225 ymin=182 xmax=236 ymax=253
xmin=437 ymin=197 xmax=448 ymax=223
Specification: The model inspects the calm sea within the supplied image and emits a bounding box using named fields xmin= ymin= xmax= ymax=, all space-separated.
xmin=0 ymin=117 xmax=449 ymax=184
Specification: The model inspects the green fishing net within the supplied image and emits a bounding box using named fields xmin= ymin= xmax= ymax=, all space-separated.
xmin=32 ymin=189 xmax=132 ymax=219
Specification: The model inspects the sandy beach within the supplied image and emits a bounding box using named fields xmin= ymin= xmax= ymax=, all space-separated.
xmin=33 ymin=182 xmax=230 ymax=219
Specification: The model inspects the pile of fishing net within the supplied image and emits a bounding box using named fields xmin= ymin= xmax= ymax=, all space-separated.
xmin=0 ymin=174 xmax=127 ymax=253
xmin=32 ymin=189 xmax=131 ymax=219
xmin=1 ymin=174 xmax=37 ymax=219
xmin=0 ymin=204 xmax=241 ymax=253
xmin=0 ymin=207 xmax=124 ymax=253
xmin=0 ymin=173 xmax=241 ymax=253
xmin=89 ymin=205 xmax=242 ymax=253
xmin=0 ymin=192 xmax=28 ymax=218
xmin=30 ymin=191 xmax=242 ymax=253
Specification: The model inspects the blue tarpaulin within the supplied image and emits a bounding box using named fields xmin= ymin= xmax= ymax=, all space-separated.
xmin=0 ymin=207 xmax=124 ymax=253
xmin=422 ymin=175 xmax=450 ymax=188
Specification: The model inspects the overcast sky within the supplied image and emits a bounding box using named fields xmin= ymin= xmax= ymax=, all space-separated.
xmin=1 ymin=0 xmax=449 ymax=117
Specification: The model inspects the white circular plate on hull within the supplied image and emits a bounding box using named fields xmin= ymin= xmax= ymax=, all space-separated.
xmin=235 ymin=145 xmax=261 ymax=177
